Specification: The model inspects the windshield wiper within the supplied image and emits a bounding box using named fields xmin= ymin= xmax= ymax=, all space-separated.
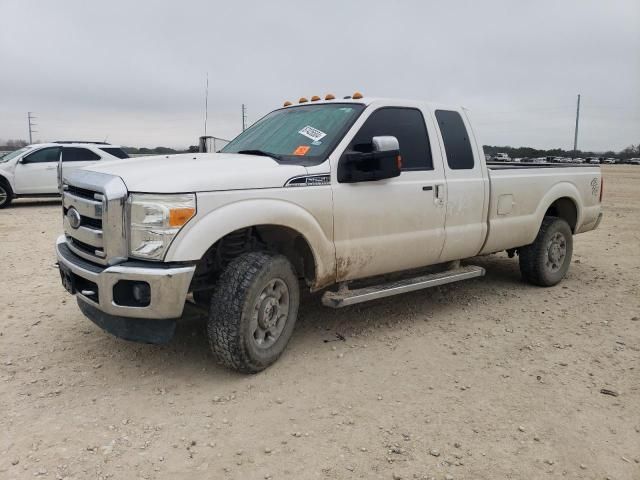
xmin=237 ymin=149 xmax=283 ymax=161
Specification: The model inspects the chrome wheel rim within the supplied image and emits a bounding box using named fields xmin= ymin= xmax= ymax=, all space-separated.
xmin=250 ymin=278 xmax=290 ymax=349
xmin=546 ymin=232 xmax=567 ymax=272
xmin=0 ymin=186 xmax=7 ymax=206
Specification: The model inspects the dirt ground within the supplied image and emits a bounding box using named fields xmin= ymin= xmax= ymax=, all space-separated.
xmin=1 ymin=165 xmax=638 ymax=480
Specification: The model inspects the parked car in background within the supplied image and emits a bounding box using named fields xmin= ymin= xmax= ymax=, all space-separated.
xmin=629 ymin=158 xmax=640 ymax=165
xmin=0 ymin=142 xmax=129 ymax=208
xmin=493 ymin=152 xmax=511 ymax=162
xmin=587 ymin=157 xmax=601 ymax=164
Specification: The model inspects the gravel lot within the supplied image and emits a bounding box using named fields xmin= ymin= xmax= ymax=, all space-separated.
xmin=1 ymin=165 xmax=639 ymax=480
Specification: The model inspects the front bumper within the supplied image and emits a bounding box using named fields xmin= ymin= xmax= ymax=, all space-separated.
xmin=55 ymin=235 xmax=195 ymax=320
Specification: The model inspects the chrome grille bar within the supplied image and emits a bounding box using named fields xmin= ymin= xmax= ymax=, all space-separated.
xmin=62 ymin=192 xmax=103 ymax=219
xmin=63 ymin=216 xmax=103 ymax=246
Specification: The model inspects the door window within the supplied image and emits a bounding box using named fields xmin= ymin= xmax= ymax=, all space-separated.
xmin=349 ymin=107 xmax=433 ymax=171
xmin=23 ymin=147 xmax=60 ymax=163
xmin=435 ymin=110 xmax=475 ymax=170
xmin=62 ymin=147 xmax=101 ymax=162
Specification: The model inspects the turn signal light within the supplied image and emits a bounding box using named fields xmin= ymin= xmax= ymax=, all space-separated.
xmin=352 ymin=91 xmax=363 ymax=99
xmin=325 ymin=94 xmax=335 ymax=100
xmin=311 ymin=95 xmax=321 ymax=101
xmin=283 ymin=101 xmax=292 ymax=107
xmin=169 ymin=207 xmax=196 ymax=227
xmin=299 ymin=97 xmax=308 ymax=103
xmin=396 ymin=155 xmax=403 ymax=169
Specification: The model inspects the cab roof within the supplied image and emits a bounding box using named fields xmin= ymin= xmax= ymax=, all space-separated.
xmin=280 ymin=96 xmax=465 ymax=113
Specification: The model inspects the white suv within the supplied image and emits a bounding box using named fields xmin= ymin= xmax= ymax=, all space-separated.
xmin=0 ymin=142 xmax=129 ymax=208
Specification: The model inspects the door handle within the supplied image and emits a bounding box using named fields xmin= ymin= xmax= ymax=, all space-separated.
xmin=422 ymin=185 xmax=433 ymax=191
xmin=434 ymin=184 xmax=445 ymax=205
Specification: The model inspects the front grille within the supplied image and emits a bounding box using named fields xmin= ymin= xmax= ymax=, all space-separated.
xmin=66 ymin=184 xmax=102 ymax=201
xmin=61 ymin=171 xmax=128 ymax=266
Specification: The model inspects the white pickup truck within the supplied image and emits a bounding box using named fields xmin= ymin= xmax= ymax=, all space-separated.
xmin=0 ymin=142 xmax=129 ymax=208
xmin=55 ymin=95 xmax=603 ymax=373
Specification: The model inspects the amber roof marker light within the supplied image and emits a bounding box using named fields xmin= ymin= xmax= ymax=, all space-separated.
xmin=325 ymin=94 xmax=335 ymax=100
xmin=352 ymin=91 xmax=363 ymax=99
xmin=283 ymin=101 xmax=292 ymax=107
xmin=299 ymin=97 xmax=309 ymax=103
xmin=311 ymin=95 xmax=321 ymax=101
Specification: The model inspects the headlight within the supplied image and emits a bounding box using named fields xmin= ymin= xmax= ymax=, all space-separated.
xmin=128 ymin=193 xmax=196 ymax=260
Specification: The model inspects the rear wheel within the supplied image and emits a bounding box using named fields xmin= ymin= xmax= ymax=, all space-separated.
xmin=206 ymin=251 xmax=300 ymax=373
xmin=0 ymin=181 xmax=12 ymax=209
xmin=519 ymin=216 xmax=573 ymax=286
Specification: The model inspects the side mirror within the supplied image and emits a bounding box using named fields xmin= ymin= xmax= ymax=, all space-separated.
xmin=338 ymin=136 xmax=401 ymax=183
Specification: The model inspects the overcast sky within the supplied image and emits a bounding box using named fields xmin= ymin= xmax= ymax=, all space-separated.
xmin=1 ymin=0 xmax=638 ymax=151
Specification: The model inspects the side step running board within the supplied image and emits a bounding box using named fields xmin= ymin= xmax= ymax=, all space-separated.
xmin=321 ymin=265 xmax=485 ymax=308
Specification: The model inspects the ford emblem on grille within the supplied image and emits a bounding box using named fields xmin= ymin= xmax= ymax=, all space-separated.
xmin=67 ymin=207 xmax=81 ymax=229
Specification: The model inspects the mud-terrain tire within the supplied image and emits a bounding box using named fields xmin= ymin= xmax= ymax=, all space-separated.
xmin=207 ymin=251 xmax=300 ymax=373
xmin=519 ymin=216 xmax=573 ymax=287
xmin=0 ymin=180 xmax=13 ymax=209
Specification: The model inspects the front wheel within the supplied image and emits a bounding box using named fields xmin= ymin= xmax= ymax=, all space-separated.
xmin=0 ymin=181 xmax=13 ymax=209
xmin=519 ymin=216 xmax=573 ymax=286
xmin=207 ymin=251 xmax=300 ymax=373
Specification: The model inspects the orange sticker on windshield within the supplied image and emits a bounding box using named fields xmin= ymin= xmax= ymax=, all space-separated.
xmin=293 ymin=145 xmax=311 ymax=156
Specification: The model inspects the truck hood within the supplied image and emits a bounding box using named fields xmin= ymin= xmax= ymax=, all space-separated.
xmin=84 ymin=153 xmax=308 ymax=193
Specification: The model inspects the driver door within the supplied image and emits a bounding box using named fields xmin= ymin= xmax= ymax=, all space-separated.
xmin=331 ymin=106 xmax=447 ymax=281
xmin=14 ymin=147 xmax=61 ymax=194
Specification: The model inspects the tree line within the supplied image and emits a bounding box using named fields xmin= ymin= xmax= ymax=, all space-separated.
xmin=483 ymin=143 xmax=640 ymax=160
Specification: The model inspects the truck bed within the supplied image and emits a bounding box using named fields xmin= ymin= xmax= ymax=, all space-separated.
xmin=480 ymin=164 xmax=602 ymax=255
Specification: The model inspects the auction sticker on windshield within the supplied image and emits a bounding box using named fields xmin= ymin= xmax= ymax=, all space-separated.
xmin=298 ymin=126 xmax=327 ymax=142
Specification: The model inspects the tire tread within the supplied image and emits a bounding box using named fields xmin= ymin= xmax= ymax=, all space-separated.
xmin=207 ymin=251 xmax=293 ymax=373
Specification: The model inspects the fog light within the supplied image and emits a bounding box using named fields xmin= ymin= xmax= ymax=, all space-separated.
xmin=113 ymin=280 xmax=151 ymax=307
xmin=133 ymin=283 xmax=151 ymax=304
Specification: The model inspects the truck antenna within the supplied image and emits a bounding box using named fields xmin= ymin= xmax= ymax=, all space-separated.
xmin=573 ymin=94 xmax=581 ymax=157
xmin=204 ymin=73 xmax=209 ymax=137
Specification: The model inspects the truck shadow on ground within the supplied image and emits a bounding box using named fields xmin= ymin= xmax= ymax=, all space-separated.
xmin=74 ymin=253 xmax=538 ymax=378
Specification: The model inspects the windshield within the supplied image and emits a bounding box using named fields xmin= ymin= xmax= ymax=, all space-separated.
xmin=0 ymin=146 xmax=32 ymax=163
xmin=222 ymin=103 xmax=364 ymax=163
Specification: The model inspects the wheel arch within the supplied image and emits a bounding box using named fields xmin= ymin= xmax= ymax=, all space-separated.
xmin=533 ymin=182 xmax=583 ymax=238
xmin=166 ymin=199 xmax=336 ymax=290
xmin=544 ymin=196 xmax=578 ymax=232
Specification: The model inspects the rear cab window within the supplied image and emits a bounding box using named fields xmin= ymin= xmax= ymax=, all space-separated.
xmin=435 ymin=110 xmax=475 ymax=170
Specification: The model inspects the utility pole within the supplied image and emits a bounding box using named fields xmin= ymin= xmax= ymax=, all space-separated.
xmin=573 ymin=94 xmax=580 ymax=157
xmin=28 ymin=112 xmax=37 ymax=144
xmin=241 ymin=104 xmax=247 ymax=132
